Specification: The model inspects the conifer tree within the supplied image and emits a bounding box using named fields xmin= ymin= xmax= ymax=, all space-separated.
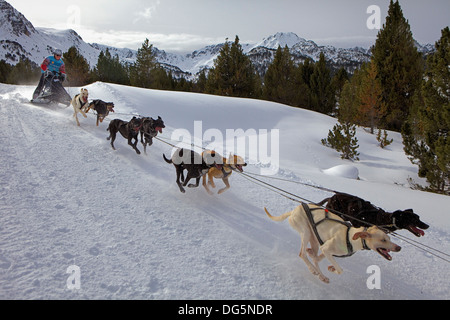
xmin=321 ymin=121 xmax=360 ymax=161
xmin=402 ymin=27 xmax=449 ymax=194
xmin=331 ymin=67 xmax=349 ymax=115
xmin=130 ymin=39 xmax=159 ymax=88
xmin=309 ymin=52 xmax=335 ymax=115
xmin=371 ymin=0 xmax=423 ymax=131
xmin=292 ymin=58 xmax=314 ymax=109
xmin=93 ymin=49 xmax=129 ymax=85
xmin=357 ymin=62 xmax=386 ymax=134
xmin=63 ymin=46 xmax=91 ymax=86
xmin=207 ymin=36 xmax=260 ymax=98
xmin=5 ymin=58 xmax=40 ymax=85
xmin=263 ymin=45 xmax=295 ymax=105
xmin=0 ymin=60 xmax=13 ymax=83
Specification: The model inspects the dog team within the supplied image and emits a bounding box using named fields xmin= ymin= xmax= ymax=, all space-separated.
xmin=71 ymin=88 xmax=430 ymax=284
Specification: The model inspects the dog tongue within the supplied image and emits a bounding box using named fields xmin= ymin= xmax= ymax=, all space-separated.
xmin=410 ymin=226 xmax=425 ymax=236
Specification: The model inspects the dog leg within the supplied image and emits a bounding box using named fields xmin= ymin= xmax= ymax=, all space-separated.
xmin=176 ymin=167 xmax=186 ymax=193
xmin=294 ymin=224 xmax=329 ymax=283
xmin=143 ymin=142 xmax=148 ymax=155
xmin=74 ymin=113 xmax=80 ymax=126
xmin=320 ymin=240 xmax=344 ymax=275
xmin=203 ymin=175 xmax=213 ymax=195
xmin=188 ymin=177 xmax=201 ymax=188
xmin=128 ymin=137 xmax=141 ymax=155
xmin=107 ymin=131 xmax=117 ymax=150
xmin=218 ymin=178 xmax=230 ymax=194
xmin=207 ymin=172 xmax=216 ymax=189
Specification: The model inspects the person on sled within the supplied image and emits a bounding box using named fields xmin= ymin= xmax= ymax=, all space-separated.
xmin=32 ymin=48 xmax=67 ymax=100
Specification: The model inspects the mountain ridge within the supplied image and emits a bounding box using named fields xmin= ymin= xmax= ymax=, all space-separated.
xmin=0 ymin=0 xmax=434 ymax=79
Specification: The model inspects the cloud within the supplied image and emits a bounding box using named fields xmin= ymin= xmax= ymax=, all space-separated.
xmin=75 ymin=27 xmax=224 ymax=53
xmin=133 ymin=0 xmax=161 ymax=24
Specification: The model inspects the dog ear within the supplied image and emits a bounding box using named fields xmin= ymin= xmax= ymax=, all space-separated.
xmin=353 ymin=232 xmax=371 ymax=240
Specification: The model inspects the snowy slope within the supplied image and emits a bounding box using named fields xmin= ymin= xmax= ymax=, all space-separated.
xmin=0 ymin=82 xmax=449 ymax=300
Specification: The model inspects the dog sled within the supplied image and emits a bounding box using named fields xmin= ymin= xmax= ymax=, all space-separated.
xmin=31 ymin=71 xmax=71 ymax=106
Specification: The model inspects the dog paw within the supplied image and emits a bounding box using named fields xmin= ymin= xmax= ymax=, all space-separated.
xmin=307 ymin=267 xmax=319 ymax=276
xmin=328 ymin=265 xmax=342 ymax=275
xmin=319 ymin=275 xmax=330 ymax=284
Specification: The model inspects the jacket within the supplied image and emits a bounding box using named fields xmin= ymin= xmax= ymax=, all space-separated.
xmin=41 ymin=55 xmax=66 ymax=74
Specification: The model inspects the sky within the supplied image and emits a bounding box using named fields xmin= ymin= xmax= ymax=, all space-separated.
xmin=6 ymin=0 xmax=450 ymax=53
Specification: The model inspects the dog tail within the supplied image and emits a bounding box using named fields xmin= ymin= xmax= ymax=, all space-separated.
xmin=163 ymin=153 xmax=172 ymax=164
xmin=316 ymin=197 xmax=330 ymax=206
xmin=265 ymin=207 xmax=292 ymax=222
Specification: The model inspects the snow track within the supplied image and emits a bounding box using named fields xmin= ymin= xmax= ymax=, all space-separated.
xmin=0 ymin=83 xmax=448 ymax=299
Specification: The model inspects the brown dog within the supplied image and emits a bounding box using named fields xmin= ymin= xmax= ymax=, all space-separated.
xmin=163 ymin=148 xmax=223 ymax=193
xmin=202 ymin=153 xmax=247 ymax=195
xmin=86 ymin=99 xmax=115 ymax=126
xmin=106 ymin=117 xmax=143 ymax=154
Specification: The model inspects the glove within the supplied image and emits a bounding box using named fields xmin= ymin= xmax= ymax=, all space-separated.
xmin=59 ymin=73 xmax=66 ymax=82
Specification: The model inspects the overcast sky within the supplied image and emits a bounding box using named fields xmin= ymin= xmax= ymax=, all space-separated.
xmin=6 ymin=0 xmax=450 ymax=53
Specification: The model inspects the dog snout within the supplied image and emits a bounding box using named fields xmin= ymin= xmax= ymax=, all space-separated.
xmin=393 ymin=245 xmax=401 ymax=252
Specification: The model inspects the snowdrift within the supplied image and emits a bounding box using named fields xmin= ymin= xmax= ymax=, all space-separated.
xmin=0 ymin=82 xmax=449 ymax=300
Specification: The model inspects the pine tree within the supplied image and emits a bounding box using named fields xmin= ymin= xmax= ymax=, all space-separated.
xmin=5 ymin=58 xmax=40 ymax=85
xmin=0 ymin=60 xmax=13 ymax=83
xmin=63 ymin=46 xmax=91 ymax=86
xmin=130 ymin=39 xmax=158 ymax=88
xmin=263 ymin=45 xmax=295 ymax=105
xmin=292 ymin=58 xmax=314 ymax=109
xmin=207 ymin=36 xmax=260 ymax=98
xmin=357 ymin=62 xmax=387 ymax=134
xmin=93 ymin=49 xmax=129 ymax=85
xmin=309 ymin=52 xmax=335 ymax=115
xmin=371 ymin=0 xmax=423 ymax=131
xmin=402 ymin=27 xmax=450 ymax=194
xmin=322 ymin=121 xmax=360 ymax=161
xmin=206 ymin=39 xmax=232 ymax=96
xmin=331 ymin=67 xmax=349 ymax=116
xmin=194 ymin=69 xmax=207 ymax=93
xmin=377 ymin=129 xmax=393 ymax=148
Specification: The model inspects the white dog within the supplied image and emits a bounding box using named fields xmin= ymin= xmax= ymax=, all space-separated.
xmin=71 ymin=88 xmax=89 ymax=126
xmin=265 ymin=203 xmax=401 ymax=283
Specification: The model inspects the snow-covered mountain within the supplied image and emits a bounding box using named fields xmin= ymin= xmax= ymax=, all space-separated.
xmin=0 ymin=0 xmax=99 ymax=67
xmin=0 ymin=0 xmax=434 ymax=80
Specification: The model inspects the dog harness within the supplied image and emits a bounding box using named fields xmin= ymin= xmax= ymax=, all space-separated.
xmin=221 ymin=167 xmax=233 ymax=179
xmin=76 ymin=94 xmax=88 ymax=108
xmin=302 ymin=203 xmax=370 ymax=258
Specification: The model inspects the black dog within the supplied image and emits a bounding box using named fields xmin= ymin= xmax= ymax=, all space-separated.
xmin=163 ymin=148 xmax=223 ymax=193
xmin=140 ymin=116 xmax=165 ymax=155
xmin=87 ymin=99 xmax=115 ymax=126
xmin=318 ymin=192 xmax=429 ymax=237
xmin=106 ymin=117 xmax=143 ymax=154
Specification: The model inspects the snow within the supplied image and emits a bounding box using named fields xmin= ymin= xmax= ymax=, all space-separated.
xmin=0 ymin=82 xmax=449 ymax=300
xmin=323 ymin=165 xmax=360 ymax=180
